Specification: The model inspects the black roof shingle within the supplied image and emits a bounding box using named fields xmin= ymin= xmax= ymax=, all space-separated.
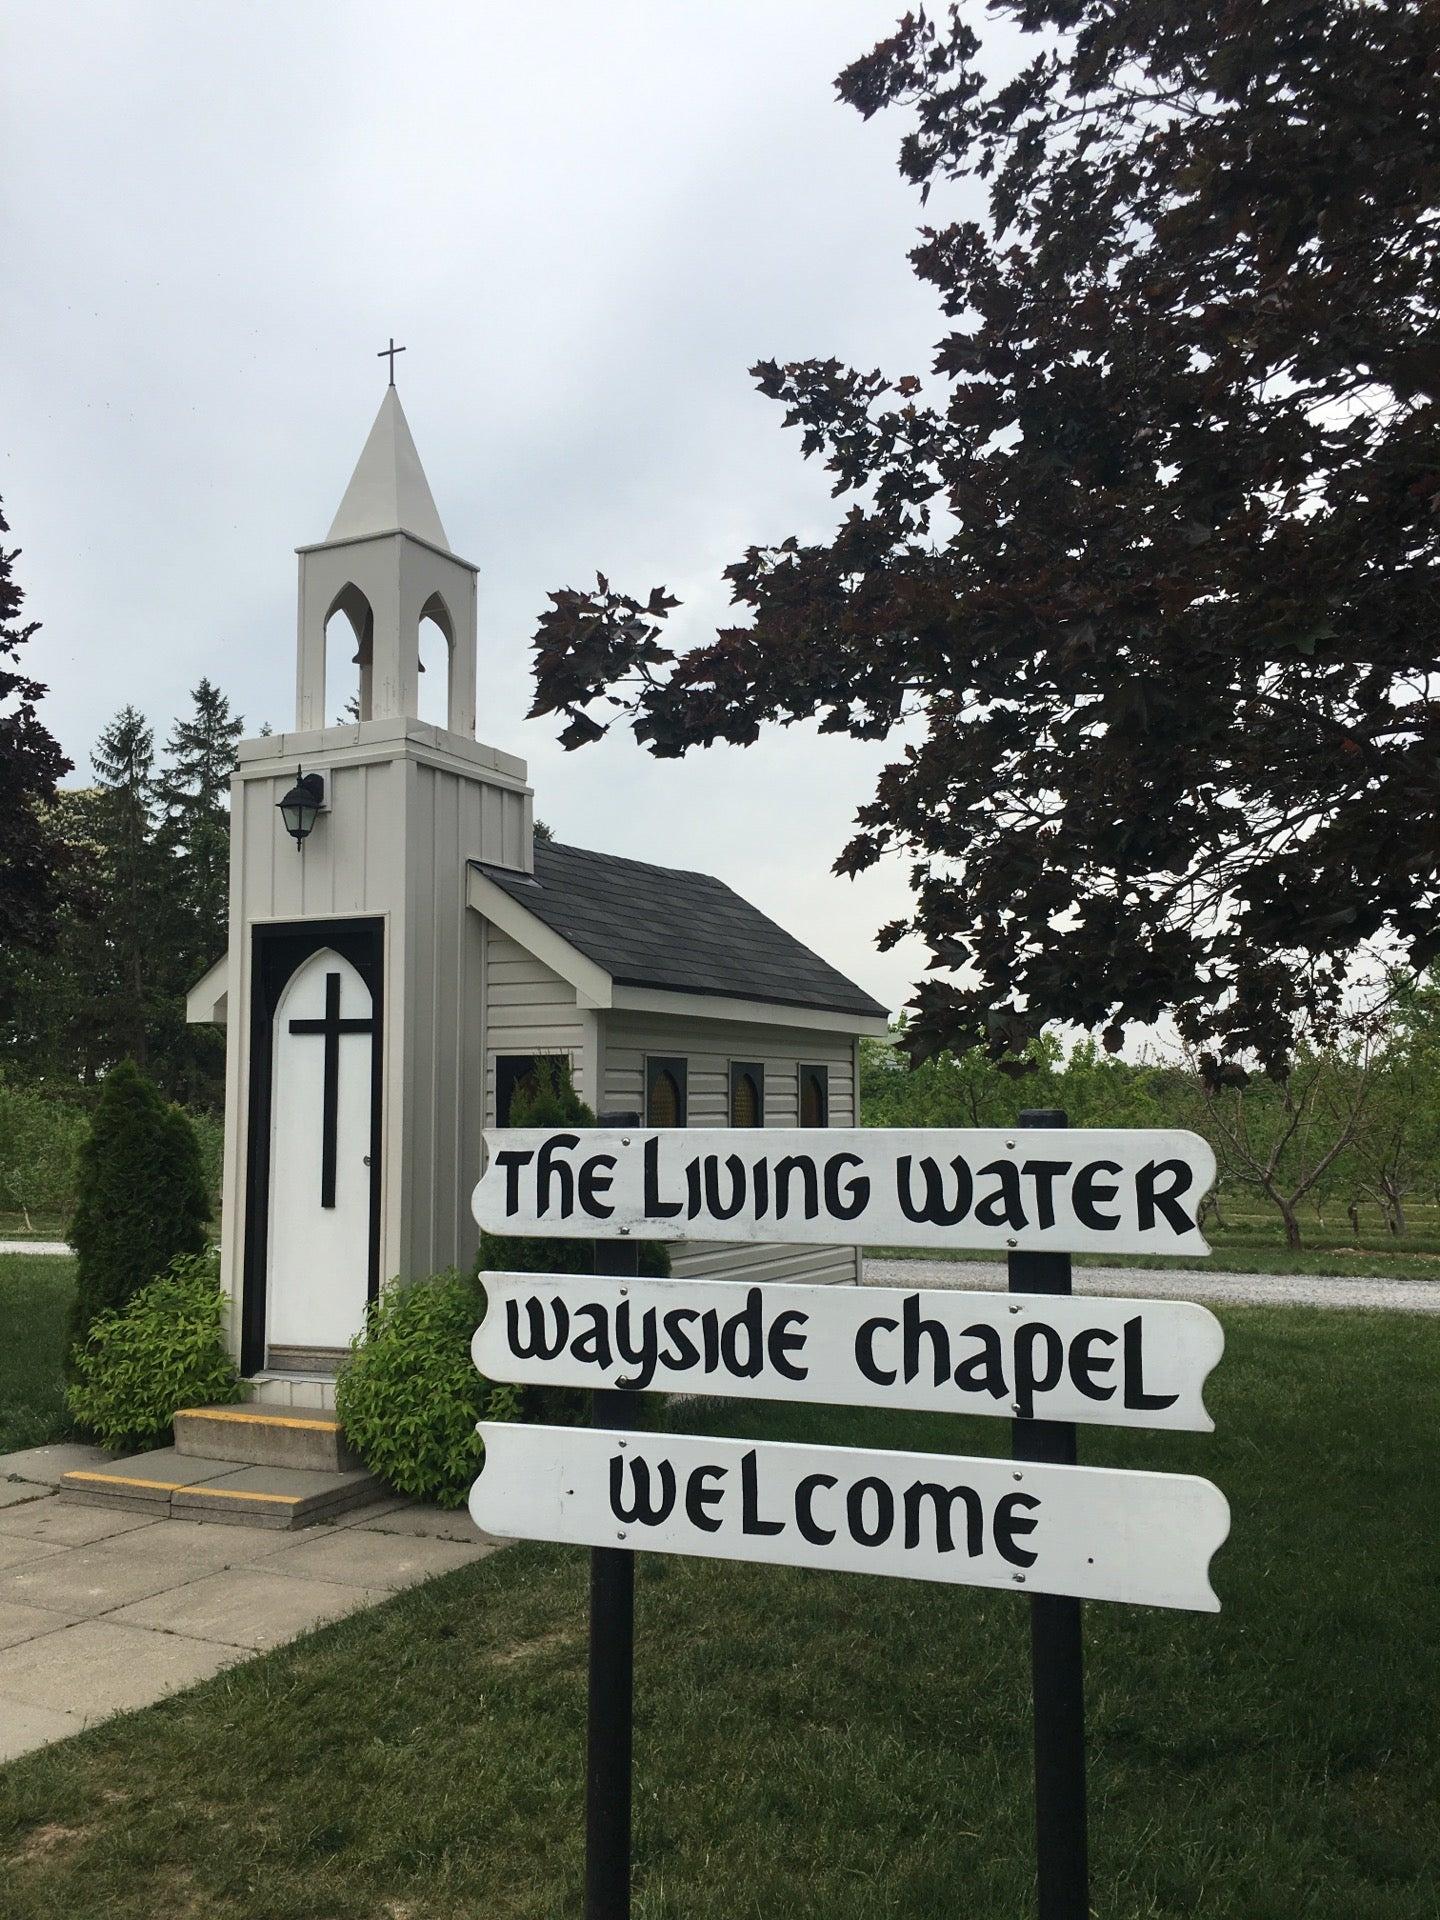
xmin=472 ymin=840 xmax=887 ymax=1023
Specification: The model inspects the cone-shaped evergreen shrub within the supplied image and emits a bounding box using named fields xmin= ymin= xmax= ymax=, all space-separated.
xmin=507 ymin=1053 xmax=596 ymax=1128
xmin=476 ymin=1053 xmax=669 ymax=1280
xmin=66 ymin=1060 xmax=210 ymax=1367
xmin=475 ymin=1053 xmax=668 ymax=1429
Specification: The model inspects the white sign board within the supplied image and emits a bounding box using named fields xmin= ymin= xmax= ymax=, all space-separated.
xmin=474 ymin=1273 xmax=1224 ymax=1432
xmin=471 ymin=1423 xmax=1229 ymax=1612
xmin=471 ymin=1127 xmax=1215 ymax=1256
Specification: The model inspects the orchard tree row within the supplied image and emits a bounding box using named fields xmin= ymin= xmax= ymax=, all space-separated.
xmin=863 ymin=983 xmax=1440 ymax=1253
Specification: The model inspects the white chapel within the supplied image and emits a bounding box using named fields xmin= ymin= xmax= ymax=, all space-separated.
xmin=187 ymin=383 xmax=889 ymax=1387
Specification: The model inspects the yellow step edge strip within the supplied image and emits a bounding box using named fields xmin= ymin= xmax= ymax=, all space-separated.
xmin=64 ymin=1470 xmax=183 ymax=1493
xmin=174 ymin=1408 xmax=339 ymax=1434
xmin=177 ymin=1485 xmax=304 ymax=1506
xmin=64 ymin=1469 xmax=303 ymax=1506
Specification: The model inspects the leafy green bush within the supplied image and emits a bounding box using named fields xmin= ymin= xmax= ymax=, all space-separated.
xmin=66 ymin=1247 xmax=241 ymax=1452
xmin=189 ymin=1107 xmax=225 ymax=1223
xmin=337 ymin=1270 xmax=521 ymax=1508
xmin=67 ymin=1060 xmax=210 ymax=1368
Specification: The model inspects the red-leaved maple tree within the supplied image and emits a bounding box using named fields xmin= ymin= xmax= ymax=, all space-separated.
xmin=530 ymin=3 xmax=1439 ymax=1072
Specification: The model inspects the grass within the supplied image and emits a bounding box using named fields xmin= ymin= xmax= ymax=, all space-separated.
xmin=0 ymin=1303 xmax=1436 ymax=1917
xmin=873 ymin=1203 xmax=1440 ymax=1281
xmin=0 ymin=1213 xmax=69 ymax=1242
xmin=0 ymin=1255 xmax=73 ymax=1453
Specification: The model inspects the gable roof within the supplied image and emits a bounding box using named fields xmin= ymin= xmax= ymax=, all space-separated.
xmin=472 ymin=840 xmax=888 ymax=1023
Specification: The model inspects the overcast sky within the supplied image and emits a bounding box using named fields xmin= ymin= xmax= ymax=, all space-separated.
xmin=2 ymin=1 xmax=1015 ymax=1017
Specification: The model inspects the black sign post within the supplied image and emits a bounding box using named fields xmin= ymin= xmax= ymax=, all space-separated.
xmin=586 ymin=1114 xmax=641 ymax=1920
xmin=1009 ymin=1106 xmax=1089 ymax=1920
xmin=472 ymin=1109 xmax=1226 ymax=1918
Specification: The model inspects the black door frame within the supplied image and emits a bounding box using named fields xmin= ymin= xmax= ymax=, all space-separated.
xmin=241 ymin=917 xmax=384 ymax=1376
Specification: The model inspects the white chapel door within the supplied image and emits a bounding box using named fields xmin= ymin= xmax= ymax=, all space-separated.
xmin=266 ymin=947 xmax=375 ymax=1356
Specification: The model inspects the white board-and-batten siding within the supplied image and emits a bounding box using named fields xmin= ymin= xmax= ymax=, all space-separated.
xmin=221 ymin=726 xmax=532 ymax=1335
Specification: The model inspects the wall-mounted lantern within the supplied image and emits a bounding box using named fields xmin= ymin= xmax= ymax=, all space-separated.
xmin=277 ymin=766 xmax=325 ymax=848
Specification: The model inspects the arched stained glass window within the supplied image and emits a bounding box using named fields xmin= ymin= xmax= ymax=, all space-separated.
xmin=800 ymin=1064 xmax=829 ymax=1129
xmin=646 ymin=1057 xmax=688 ymax=1126
xmin=730 ymin=1062 xmax=764 ymax=1127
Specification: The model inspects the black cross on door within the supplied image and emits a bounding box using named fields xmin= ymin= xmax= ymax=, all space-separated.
xmin=288 ymin=971 xmax=376 ymax=1208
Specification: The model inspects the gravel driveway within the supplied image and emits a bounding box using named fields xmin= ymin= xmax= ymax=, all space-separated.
xmin=863 ymin=1257 xmax=1440 ymax=1314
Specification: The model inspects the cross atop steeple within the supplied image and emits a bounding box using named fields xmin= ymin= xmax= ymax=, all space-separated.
xmin=377 ymin=337 xmax=406 ymax=385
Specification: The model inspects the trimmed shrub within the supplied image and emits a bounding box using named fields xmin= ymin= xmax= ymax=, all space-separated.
xmin=66 ymin=1061 xmax=210 ymax=1368
xmin=66 ymin=1247 xmax=241 ymax=1452
xmin=480 ymin=1051 xmax=669 ymax=1279
xmin=477 ymin=1052 xmax=668 ymax=1426
xmin=508 ymin=1053 xmax=596 ymax=1129
xmin=337 ymin=1270 xmax=521 ymax=1508
xmin=476 ymin=1228 xmax=670 ymax=1282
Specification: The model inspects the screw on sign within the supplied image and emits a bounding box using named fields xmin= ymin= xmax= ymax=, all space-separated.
xmin=469 ymin=1114 xmax=1229 ymax=1920
xmin=474 ymin=1272 xmax=1224 ymax=1431
xmin=471 ymin=1123 xmax=1217 ymax=1256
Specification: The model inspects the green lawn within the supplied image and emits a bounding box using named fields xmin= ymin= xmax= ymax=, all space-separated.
xmin=0 ymin=1255 xmax=73 ymax=1453
xmin=870 ymin=1195 xmax=1440 ymax=1282
xmin=0 ymin=1304 xmax=1436 ymax=1918
xmin=0 ymin=1213 xmax=69 ymax=1242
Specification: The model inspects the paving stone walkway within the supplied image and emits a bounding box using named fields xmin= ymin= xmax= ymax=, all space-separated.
xmin=0 ymin=1443 xmax=495 ymax=1763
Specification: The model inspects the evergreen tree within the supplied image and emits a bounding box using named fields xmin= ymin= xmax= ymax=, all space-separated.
xmin=91 ymin=707 xmax=162 ymax=1069
xmin=0 ymin=788 xmax=108 ymax=1083
xmin=156 ymin=677 xmax=241 ymax=977
xmin=66 ymin=1060 xmax=210 ymax=1367
xmin=0 ymin=500 xmax=71 ymax=995
xmin=152 ymin=680 xmax=241 ymax=1105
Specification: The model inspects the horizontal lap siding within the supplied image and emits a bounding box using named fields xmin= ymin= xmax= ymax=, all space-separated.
xmin=602 ymin=1011 xmax=862 ymax=1287
xmin=670 ymin=1241 xmax=862 ymax=1287
xmin=484 ymin=927 xmax=588 ymax=1120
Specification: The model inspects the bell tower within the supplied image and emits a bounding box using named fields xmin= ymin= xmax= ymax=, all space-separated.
xmin=207 ymin=372 xmax=532 ymax=1382
xmin=294 ymin=384 xmax=478 ymax=736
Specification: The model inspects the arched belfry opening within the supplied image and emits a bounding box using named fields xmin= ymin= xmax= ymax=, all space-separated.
xmin=294 ymin=387 xmax=478 ymax=737
xmin=417 ymin=590 xmax=454 ymax=730
xmin=324 ymin=583 xmax=374 ymax=723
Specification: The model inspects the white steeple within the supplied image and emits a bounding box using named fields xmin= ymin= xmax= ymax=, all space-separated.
xmin=293 ymin=382 xmax=478 ymax=737
xmin=326 ymin=387 xmax=451 ymax=550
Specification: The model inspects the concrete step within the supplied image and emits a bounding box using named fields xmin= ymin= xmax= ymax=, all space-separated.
xmin=246 ymin=1373 xmax=337 ymax=1411
xmin=174 ymin=1403 xmax=360 ymax=1472
xmin=58 ymin=1447 xmax=383 ymax=1531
